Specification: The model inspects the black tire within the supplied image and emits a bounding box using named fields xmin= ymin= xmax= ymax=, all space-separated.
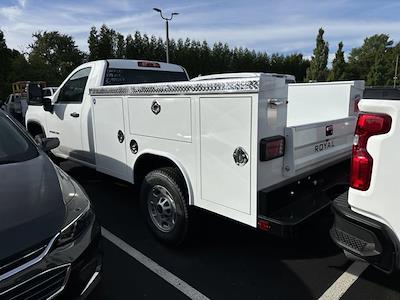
xmin=140 ymin=167 xmax=189 ymax=246
xmin=33 ymin=132 xmax=64 ymax=165
xmin=33 ymin=133 xmax=45 ymax=145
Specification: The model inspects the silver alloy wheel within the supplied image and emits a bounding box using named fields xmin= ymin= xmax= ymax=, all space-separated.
xmin=147 ymin=185 xmax=177 ymax=233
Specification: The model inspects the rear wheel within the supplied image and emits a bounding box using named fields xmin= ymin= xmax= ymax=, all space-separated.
xmin=140 ymin=167 xmax=189 ymax=246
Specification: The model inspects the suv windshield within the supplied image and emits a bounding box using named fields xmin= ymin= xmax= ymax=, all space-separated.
xmin=104 ymin=68 xmax=188 ymax=86
xmin=0 ymin=113 xmax=38 ymax=164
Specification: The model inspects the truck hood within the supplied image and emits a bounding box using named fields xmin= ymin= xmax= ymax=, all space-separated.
xmin=0 ymin=155 xmax=65 ymax=262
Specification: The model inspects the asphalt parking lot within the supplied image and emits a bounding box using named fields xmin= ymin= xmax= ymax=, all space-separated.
xmin=60 ymin=161 xmax=400 ymax=300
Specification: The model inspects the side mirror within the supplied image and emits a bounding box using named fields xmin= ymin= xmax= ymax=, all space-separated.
xmin=43 ymin=97 xmax=54 ymax=112
xmin=40 ymin=137 xmax=60 ymax=152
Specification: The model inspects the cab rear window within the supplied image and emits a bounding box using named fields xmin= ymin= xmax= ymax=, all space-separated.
xmin=104 ymin=68 xmax=188 ymax=86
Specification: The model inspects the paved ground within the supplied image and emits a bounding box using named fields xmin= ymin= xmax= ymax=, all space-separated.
xmin=60 ymin=161 xmax=400 ymax=300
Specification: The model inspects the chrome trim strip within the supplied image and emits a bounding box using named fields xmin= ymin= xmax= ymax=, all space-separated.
xmin=0 ymin=263 xmax=71 ymax=297
xmin=61 ymin=201 xmax=91 ymax=234
xmin=89 ymin=78 xmax=260 ymax=96
xmin=0 ymin=245 xmax=46 ymax=273
xmin=47 ymin=265 xmax=71 ymax=300
xmin=80 ymin=271 xmax=100 ymax=296
xmin=0 ymin=234 xmax=59 ymax=282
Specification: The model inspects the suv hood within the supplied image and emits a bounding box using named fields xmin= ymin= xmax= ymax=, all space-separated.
xmin=0 ymin=155 xmax=65 ymax=261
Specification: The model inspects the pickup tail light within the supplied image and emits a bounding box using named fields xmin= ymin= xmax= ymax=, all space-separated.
xmin=351 ymin=113 xmax=392 ymax=191
xmin=260 ymin=136 xmax=285 ymax=161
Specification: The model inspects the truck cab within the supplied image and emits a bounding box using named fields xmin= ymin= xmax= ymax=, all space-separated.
xmin=26 ymin=59 xmax=189 ymax=166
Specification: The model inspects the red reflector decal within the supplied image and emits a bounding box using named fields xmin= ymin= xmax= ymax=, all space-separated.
xmin=138 ymin=61 xmax=161 ymax=68
xmin=257 ymin=219 xmax=271 ymax=231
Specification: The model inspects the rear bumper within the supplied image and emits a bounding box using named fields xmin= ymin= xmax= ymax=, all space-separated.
xmin=258 ymin=160 xmax=349 ymax=238
xmin=330 ymin=192 xmax=400 ymax=273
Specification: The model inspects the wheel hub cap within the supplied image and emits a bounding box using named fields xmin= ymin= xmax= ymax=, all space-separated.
xmin=148 ymin=185 xmax=177 ymax=233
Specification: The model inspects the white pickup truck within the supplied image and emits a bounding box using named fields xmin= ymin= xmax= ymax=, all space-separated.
xmin=26 ymin=59 xmax=364 ymax=245
xmin=331 ymin=88 xmax=400 ymax=273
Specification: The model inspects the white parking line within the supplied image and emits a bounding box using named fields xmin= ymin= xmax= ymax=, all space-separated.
xmin=318 ymin=260 xmax=369 ymax=300
xmin=101 ymin=227 xmax=210 ymax=300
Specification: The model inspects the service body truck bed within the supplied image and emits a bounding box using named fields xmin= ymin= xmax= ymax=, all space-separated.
xmin=89 ymin=74 xmax=362 ymax=240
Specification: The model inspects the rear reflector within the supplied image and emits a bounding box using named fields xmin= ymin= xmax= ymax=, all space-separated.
xmin=257 ymin=219 xmax=271 ymax=231
xmin=138 ymin=61 xmax=161 ymax=68
xmin=260 ymin=136 xmax=285 ymax=161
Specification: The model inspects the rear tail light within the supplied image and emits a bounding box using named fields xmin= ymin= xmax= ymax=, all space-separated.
xmin=260 ymin=136 xmax=285 ymax=161
xmin=351 ymin=113 xmax=392 ymax=191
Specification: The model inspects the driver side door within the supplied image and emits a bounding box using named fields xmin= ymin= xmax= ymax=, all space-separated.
xmin=46 ymin=67 xmax=91 ymax=160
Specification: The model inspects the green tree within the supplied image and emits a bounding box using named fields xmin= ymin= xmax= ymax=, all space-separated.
xmin=29 ymin=31 xmax=84 ymax=84
xmin=0 ymin=30 xmax=11 ymax=100
xmin=97 ymin=24 xmax=116 ymax=59
xmin=347 ymin=34 xmax=394 ymax=85
xmin=367 ymin=53 xmax=387 ymax=85
xmin=306 ymin=28 xmax=329 ymax=81
xmin=125 ymin=34 xmax=135 ymax=59
xmin=88 ymin=26 xmax=99 ymax=61
xmin=115 ymin=33 xmax=125 ymax=58
xmin=328 ymin=41 xmax=346 ymax=81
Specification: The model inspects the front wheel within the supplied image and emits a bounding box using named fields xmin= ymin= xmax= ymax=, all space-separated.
xmin=140 ymin=167 xmax=189 ymax=246
xmin=33 ymin=133 xmax=45 ymax=145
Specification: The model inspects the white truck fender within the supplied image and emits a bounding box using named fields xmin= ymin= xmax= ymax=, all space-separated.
xmin=133 ymin=149 xmax=194 ymax=205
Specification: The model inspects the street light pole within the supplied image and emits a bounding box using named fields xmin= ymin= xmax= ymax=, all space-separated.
xmin=153 ymin=8 xmax=179 ymax=63
xmin=394 ymin=54 xmax=399 ymax=88
xmin=165 ymin=19 xmax=169 ymax=63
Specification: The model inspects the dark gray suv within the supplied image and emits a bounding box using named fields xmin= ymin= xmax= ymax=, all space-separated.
xmin=0 ymin=111 xmax=102 ymax=299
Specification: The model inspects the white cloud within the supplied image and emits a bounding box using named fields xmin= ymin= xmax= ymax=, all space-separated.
xmin=18 ymin=0 xmax=27 ymax=8
xmin=0 ymin=5 xmax=23 ymax=20
xmin=1 ymin=0 xmax=400 ymax=59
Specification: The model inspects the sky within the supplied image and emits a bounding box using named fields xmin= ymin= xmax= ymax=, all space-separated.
xmin=1 ymin=0 xmax=400 ymax=62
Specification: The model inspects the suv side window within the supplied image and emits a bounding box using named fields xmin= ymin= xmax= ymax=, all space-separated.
xmin=58 ymin=67 xmax=91 ymax=103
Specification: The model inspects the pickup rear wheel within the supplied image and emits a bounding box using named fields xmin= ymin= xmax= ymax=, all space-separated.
xmin=140 ymin=167 xmax=189 ymax=246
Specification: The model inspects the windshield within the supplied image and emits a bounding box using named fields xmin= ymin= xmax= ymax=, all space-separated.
xmin=0 ymin=113 xmax=38 ymax=164
xmin=104 ymin=68 xmax=188 ymax=86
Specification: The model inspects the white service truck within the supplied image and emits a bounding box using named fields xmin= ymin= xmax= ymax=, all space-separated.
xmin=331 ymin=87 xmax=400 ymax=273
xmin=26 ymin=59 xmax=364 ymax=245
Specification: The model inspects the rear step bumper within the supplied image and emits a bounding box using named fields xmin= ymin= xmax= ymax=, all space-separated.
xmin=257 ymin=161 xmax=349 ymax=238
xmin=258 ymin=191 xmax=332 ymax=238
xmin=330 ymin=192 xmax=400 ymax=273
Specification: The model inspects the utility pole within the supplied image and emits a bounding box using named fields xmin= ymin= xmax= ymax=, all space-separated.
xmin=153 ymin=8 xmax=179 ymax=63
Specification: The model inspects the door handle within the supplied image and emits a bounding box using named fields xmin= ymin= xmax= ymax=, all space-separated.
xmin=70 ymin=112 xmax=80 ymax=118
